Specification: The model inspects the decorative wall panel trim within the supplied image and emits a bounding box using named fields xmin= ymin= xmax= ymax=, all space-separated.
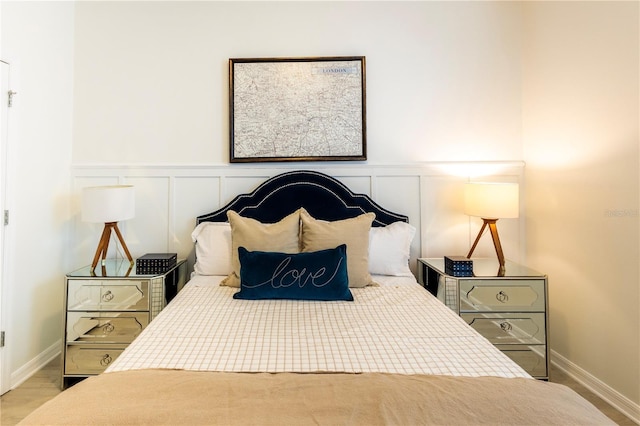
xmin=69 ymin=162 xmax=525 ymax=275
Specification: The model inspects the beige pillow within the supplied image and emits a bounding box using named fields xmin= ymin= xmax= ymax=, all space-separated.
xmin=222 ymin=209 xmax=301 ymax=287
xmin=300 ymin=208 xmax=375 ymax=288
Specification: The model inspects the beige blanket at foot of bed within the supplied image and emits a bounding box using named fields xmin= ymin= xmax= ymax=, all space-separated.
xmin=19 ymin=370 xmax=614 ymax=425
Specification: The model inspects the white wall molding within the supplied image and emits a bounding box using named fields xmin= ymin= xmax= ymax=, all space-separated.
xmin=69 ymin=162 xmax=526 ymax=276
xmin=70 ymin=161 xmax=525 ymax=176
xmin=551 ymin=350 xmax=640 ymax=424
xmin=10 ymin=341 xmax=60 ymax=391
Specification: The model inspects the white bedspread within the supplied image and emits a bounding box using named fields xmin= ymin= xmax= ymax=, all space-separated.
xmin=106 ymin=275 xmax=530 ymax=378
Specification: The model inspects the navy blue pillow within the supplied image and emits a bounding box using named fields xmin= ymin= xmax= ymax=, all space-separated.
xmin=233 ymin=244 xmax=353 ymax=301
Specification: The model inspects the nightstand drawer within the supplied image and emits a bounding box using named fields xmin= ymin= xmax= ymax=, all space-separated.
xmin=67 ymin=280 xmax=149 ymax=311
xmin=64 ymin=344 xmax=125 ymax=375
xmin=66 ymin=312 xmax=149 ymax=343
xmin=497 ymin=344 xmax=547 ymax=378
xmin=459 ymin=280 xmax=545 ymax=312
xmin=461 ymin=313 xmax=545 ymax=345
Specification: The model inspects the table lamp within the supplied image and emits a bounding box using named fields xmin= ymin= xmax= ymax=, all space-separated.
xmin=464 ymin=182 xmax=519 ymax=275
xmin=81 ymin=185 xmax=135 ymax=271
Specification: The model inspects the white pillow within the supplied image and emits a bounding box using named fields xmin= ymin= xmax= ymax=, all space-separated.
xmin=368 ymin=221 xmax=416 ymax=277
xmin=191 ymin=222 xmax=233 ymax=276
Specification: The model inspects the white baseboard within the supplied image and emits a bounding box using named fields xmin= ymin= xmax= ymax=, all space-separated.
xmin=551 ymin=350 xmax=640 ymax=424
xmin=10 ymin=340 xmax=61 ymax=390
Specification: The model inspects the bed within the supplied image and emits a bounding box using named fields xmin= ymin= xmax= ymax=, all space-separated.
xmin=21 ymin=170 xmax=613 ymax=425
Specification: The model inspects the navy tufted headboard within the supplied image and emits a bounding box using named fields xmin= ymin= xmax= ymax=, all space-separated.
xmin=196 ymin=170 xmax=408 ymax=227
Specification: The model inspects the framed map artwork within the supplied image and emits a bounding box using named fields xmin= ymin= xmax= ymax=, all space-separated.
xmin=229 ymin=56 xmax=366 ymax=162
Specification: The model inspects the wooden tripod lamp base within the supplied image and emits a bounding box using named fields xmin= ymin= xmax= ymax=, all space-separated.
xmin=466 ymin=218 xmax=506 ymax=276
xmin=91 ymin=222 xmax=134 ymax=271
xmin=82 ymin=185 xmax=136 ymax=272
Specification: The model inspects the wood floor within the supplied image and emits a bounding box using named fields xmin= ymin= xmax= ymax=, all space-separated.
xmin=1 ymin=356 xmax=637 ymax=425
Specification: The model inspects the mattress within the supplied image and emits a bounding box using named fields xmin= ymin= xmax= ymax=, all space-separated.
xmin=106 ymin=274 xmax=530 ymax=378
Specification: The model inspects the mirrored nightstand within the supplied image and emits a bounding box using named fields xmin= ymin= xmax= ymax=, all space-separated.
xmin=61 ymin=258 xmax=186 ymax=388
xmin=418 ymin=258 xmax=549 ymax=380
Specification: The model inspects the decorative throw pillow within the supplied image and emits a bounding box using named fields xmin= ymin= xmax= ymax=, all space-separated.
xmin=368 ymin=221 xmax=416 ymax=277
xmin=300 ymin=208 xmax=375 ymax=288
xmin=233 ymin=245 xmax=353 ymax=301
xmin=222 ymin=209 xmax=302 ymax=287
xmin=191 ymin=221 xmax=233 ymax=276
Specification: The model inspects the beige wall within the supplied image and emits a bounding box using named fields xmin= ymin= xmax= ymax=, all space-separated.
xmin=71 ymin=1 xmax=524 ymax=164
xmin=522 ymin=0 xmax=639 ymax=410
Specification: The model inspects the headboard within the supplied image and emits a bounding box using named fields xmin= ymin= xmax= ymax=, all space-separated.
xmin=196 ymin=170 xmax=408 ymax=227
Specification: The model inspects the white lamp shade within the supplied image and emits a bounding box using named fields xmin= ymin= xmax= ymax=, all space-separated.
xmin=464 ymin=182 xmax=519 ymax=219
xmin=81 ymin=185 xmax=135 ymax=223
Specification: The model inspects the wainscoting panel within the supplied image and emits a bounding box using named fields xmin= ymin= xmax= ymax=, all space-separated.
xmin=126 ymin=176 xmax=171 ymax=257
xmin=173 ymin=176 xmax=222 ymax=255
xmin=69 ymin=163 xmax=525 ymax=276
xmin=373 ymin=175 xmax=422 ymax=271
xmin=420 ymin=175 xmax=470 ymax=259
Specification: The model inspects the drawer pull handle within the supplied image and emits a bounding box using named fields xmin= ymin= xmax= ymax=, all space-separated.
xmin=500 ymin=321 xmax=512 ymax=332
xmin=496 ymin=291 xmax=509 ymax=303
xmin=100 ymin=354 xmax=113 ymax=366
xmin=102 ymin=291 xmax=114 ymax=302
xmin=102 ymin=323 xmax=115 ymax=334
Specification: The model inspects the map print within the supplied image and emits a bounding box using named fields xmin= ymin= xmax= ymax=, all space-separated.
xmin=232 ymin=59 xmax=364 ymax=160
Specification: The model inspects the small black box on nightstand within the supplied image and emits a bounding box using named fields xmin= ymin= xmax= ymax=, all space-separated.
xmin=444 ymin=256 xmax=474 ymax=277
xmin=136 ymin=253 xmax=177 ymax=274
